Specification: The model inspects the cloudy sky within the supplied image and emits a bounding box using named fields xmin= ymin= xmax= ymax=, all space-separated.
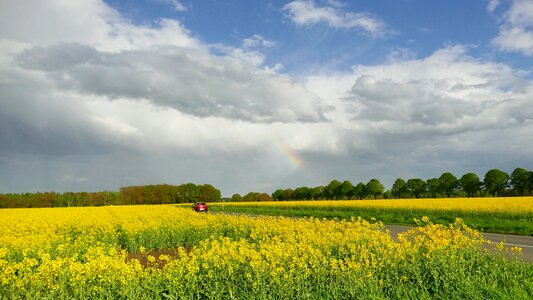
xmin=1 ymin=0 xmax=532 ymax=196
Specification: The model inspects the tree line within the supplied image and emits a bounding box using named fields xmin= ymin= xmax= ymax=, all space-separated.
xmin=390 ymin=168 xmax=532 ymax=198
xmin=227 ymin=192 xmax=273 ymax=202
xmin=0 ymin=183 xmax=222 ymax=208
xmin=121 ymin=183 xmax=221 ymax=204
xmin=1 ymin=168 xmax=531 ymax=208
xmin=268 ymin=178 xmax=385 ymax=201
xmin=228 ymin=168 xmax=532 ymax=202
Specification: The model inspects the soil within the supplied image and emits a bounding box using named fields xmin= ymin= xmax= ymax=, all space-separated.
xmin=125 ymin=248 xmax=189 ymax=269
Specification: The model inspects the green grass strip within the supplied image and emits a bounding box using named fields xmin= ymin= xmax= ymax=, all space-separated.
xmin=206 ymin=204 xmax=533 ymax=236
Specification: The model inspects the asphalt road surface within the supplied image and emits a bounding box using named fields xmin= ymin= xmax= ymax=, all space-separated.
xmin=386 ymin=224 xmax=533 ymax=263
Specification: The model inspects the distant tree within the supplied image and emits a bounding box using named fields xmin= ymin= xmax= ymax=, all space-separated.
xmin=198 ymin=184 xmax=221 ymax=202
xmin=426 ymin=178 xmax=439 ymax=198
xmin=293 ymin=187 xmax=311 ymax=200
xmin=257 ymin=193 xmax=272 ymax=202
xmin=242 ymin=192 xmax=256 ymax=202
xmin=438 ymin=172 xmax=458 ymax=197
xmin=459 ymin=173 xmax=482 ymax=197
xmin=309 ymin=186 xmax=324 ymax=200
xmin=272 ymin=189 xmax=284 ymax=201
xmin=382 ymin=190 xmax=392 ymax=199
xmin=338 ymin=180 xmax=354 ymax=200
xmin=242 ymin=192 xmax=271 ymax=202
xmin=325 ymin=180 xmax=342 ymax=200
xmin=121 ymin=186 xmax=143 ymax=204
xmin=484 ymin=169 xmax=509 ymax=197
xmin=365 ymin=179 xmax=384 ymax=199
xmin=529 ymin=171 xmax=533 ymax=196
xmin=391 ymin=178 xmax=407 ymax=199
xmin=282 ymin=189 xmax=294 ymax=201
xmin=352 ymin=182 xmax=366 ymax=200
xmin=231 ymin=193 xmax=243 ymax=202
xmin=406 ymin=178 xmax=426 ymax=198
xmin=0 ymin=194 xmax=8 ymax=208
xmin=510 ymin=168 xmax=530 ymax=196
xmin=176 ymin=183 xmax=200 ymax=202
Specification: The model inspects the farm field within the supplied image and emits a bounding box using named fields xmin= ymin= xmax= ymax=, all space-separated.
xmin=207 ymin=197 xmax=533 ymax=236
xmin=1 ymin=205 xmax=532 ymax=299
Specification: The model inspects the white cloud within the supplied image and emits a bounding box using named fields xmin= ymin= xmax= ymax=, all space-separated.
xmin=0 ymin=0 xmax=198 ymax=52
xmin=264 ymin=63 xmax=285 ymax=74
xmin=493 ymin=27 xmax=533 ymax=55
xmin=492 ymin=0 xmax=533 ymax=55
xmin=324 ymin=0 xmax=345 ymax=9
xmin=149 ymin=0 xmax=188 ymax=12
xmin=242 ymin=35 xmax=276 ymax=49
xmin=283 ymin=0 xmax=386 ymax=36
xmin=102 ymin=18 xmax=199 ymax=52
xmin=170 ymin=0 xmax=187 ymax=12
xmin=0 ymin=0 xmax=329 ymax=125
xmin=210 ymin=43 xmax=267 ymax=66
xmin=304 ymin=45 xmax=533 ymax=172
xmin=345 ymin=46 xmax=532 ymax=132
xmin=504 ymin=0 xmax=533 ymax=27
xmin=487 ymin=0 xmax=500 ymax=13
xmin=387 ymin=48 xmax=417 ymax=63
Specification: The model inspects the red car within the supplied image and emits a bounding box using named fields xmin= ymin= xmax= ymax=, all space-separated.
xmin=193 ymin=202 xmax=208 ymax=212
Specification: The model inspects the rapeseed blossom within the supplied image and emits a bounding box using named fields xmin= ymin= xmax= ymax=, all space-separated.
xmin=211 ymin=197 xmax=533 ymax=213
xmin=0 ymin=204 xmax=531 ymax=299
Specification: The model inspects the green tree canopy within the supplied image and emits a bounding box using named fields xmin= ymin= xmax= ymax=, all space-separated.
xmin=325 ymin=180 xmax=342 ymax=200
xmin=365 ymin=179 xmax=384 ymax=199
xmin=459 ymin=173 xmax=482 ymax=197
xmin=406 ymin=178 xmax=426 ymax=198
xmin=529 ymin=171 xmax=533 ymax=196
xmin=426 ymin=178 xmax=439 ymax=198
xmin=352 ymin=182 xmax=366 ymax=200
xmin=510 ymin=168 xmax=530 ymax=196
xmin=309 ymin=186 xmax=324 ymax=200
xmin=242 ymin=192 xmax=272 ymax=202
xmin=391 ymin=178 xmax=407 ymax=198
xmin=484 ymin=169 xmax=509 ymax=196
xmin=231 ymin=193 xmax=243 ymax=202
xmin=338 ymin=180 xmax=354 ymax=200
xmin=282 ymin=189 xmax=294 ymax=201
xmin=199 ymin=184 xmax=221 ymax=202
xmin=272 ymin=189 xmax=284 ymax=201
xmin=438 ymin=172 xmax=458 ymax=197
xmin=293 ymin=187 xmax=311 ymax=200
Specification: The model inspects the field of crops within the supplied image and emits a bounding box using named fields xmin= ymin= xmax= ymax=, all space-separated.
xmin=208 ymin=197 xmax=533 ymax=235
xmin=1 ymin=205 xmax=532 ymax=299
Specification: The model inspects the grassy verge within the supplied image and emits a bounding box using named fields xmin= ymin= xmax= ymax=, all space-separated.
xmin=206 ymin=202 xmax=533 ymax=236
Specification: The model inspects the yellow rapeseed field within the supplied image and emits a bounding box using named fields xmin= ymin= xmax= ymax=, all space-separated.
xmin=214 ymin=197 xmax=533 ymax=213
xmin=0 ymin=204 xmax=531 ymax=299
xmin=209 ymin=197 xmax=533 ymax=235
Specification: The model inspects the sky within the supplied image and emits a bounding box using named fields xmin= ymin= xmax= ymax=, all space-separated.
xmin=0 ymin=0 xmax=532 ymax=196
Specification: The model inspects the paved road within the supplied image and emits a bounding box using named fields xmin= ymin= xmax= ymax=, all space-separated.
xmin=386 ymin=225 xmax=533 ymax=263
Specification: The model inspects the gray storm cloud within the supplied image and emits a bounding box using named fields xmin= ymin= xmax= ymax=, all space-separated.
xmin=15 ymin=43 xmax=331 ymax=123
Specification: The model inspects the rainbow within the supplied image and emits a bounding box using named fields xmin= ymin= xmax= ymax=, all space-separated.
xmin=274 ymin=138 xmax=323 ymax=184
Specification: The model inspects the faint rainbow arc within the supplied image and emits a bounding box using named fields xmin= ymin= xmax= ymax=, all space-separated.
xmin=274 ymin=138 xmax=322 ymax=184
